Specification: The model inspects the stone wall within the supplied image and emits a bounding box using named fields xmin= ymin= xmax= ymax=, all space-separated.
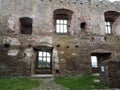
xmin=0 ymin=45 xmax=29 ymax=77
xmin=53 ymin=35 xmax=91 ymax=76
xmin=100 ymin=60 xmax=120 ymax=88
xmin=0 ymin=0 xmax=120 ymax=77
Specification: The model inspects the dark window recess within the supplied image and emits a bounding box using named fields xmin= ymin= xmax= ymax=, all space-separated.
xmin=56 ymin=70 xmax=60 ymax=74
xmin=66 ymin=46 xmax=70 ymax=48
xmin=56 ymin=44 xmax=60 ymax=47
xmin=20 ymin=17 xmax=33 ymax=34
xmin=4 ymin=43 xmax=10 ymax=48
xmin=104 ymin=36 xmax=107 ymax=40
xmin=75 ymin=45 xmax=79 ymax=48
xmin=80 ymin=22 xmax=86 ymax=29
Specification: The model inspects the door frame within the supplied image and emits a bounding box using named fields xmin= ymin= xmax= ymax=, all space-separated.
xmin=91 ymin=52 xmax=111 ymax=73
xmin=32 ymin=46 xmax=53 ymax=74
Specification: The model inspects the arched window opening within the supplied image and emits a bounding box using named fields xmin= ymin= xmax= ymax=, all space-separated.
xmin=20 ymin=17 xmax=33 ymax=34
xmin=54 ymin=9 xmax=73 ymax=34
xmin=104 ymin=11 xmax=120 ymax=34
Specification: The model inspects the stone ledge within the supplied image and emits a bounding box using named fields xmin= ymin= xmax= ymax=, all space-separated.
xmin=31 ymin=74 xmax=54 ymax=79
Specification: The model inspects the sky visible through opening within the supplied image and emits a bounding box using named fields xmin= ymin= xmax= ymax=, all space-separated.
xmin=91 ymin=56 xmax=98 ymax=68
xmin=108 ymin=0 xmax=120 ymax=2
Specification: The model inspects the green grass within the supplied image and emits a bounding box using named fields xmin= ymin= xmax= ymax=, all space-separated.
xmin=0 ymin=78 xmax=39 ymax=90
xmin=55 ymin=75 xmax=108 ymax=90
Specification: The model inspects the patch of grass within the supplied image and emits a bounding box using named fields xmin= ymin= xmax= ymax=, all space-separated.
xmin=0 ymin=78 xmax=39 ymax=90
xmin=55 ymin=75 xmax=108 ymax=90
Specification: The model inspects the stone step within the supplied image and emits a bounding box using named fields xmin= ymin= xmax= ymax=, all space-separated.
xmin=94 ymin=79 xmax=100 ymax=83
xmin=31 ymin=74 xmax=54 ymax=79
xmin=92 ymin=73 xmax=100 ymax=76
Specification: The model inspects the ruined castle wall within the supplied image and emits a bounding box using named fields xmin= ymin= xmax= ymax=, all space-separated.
xmin=0 ymin=0 xmax=120 ymax=76
xmin=100 ymin=60 xmax=120 ymax=88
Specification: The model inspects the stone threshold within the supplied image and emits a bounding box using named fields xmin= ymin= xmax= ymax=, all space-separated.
xmin=31 ymin=74 xmax=54 ymax=79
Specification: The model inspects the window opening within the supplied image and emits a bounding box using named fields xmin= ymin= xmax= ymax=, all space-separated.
xmin=37 ymin=51 xmax=51 ymax=69
xmin=91 ymin=56 xmax=98 ymax=68
xmin=20 ymin=17 xmax=32 ymax=34
xmin=56 ymin=19 xmax=68 ymax=33
xmin=104 ymin=11 xmax=120 ymax=35
xmin=105 ymin=22 xmax=112 ymax=34
xmin=54 ymin=9 xmax=73 ymax=34
xmin=80 ymin=22 xmax=86 ymax=29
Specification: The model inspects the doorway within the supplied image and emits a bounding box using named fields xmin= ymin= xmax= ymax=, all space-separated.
xmin=34 ymin=46 xmax=53 ymax=74
xmin=91 ymin=53 xmax=111 ymax=73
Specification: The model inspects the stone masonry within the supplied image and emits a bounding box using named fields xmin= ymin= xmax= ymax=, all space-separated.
xmin=100 ymin=60 xmax=120 ymax=88
xmin=0 ymin=0 xmax=120 ymax=77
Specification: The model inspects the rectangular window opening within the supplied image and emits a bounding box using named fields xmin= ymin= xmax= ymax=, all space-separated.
xmin=91 ymin=56 xmax=98 ymax=68
xmin=20 ymin=17 xmax=33 ymax=34
xmin=56 ymin=19 xmax=68 ymax=33
xmin=105 ymin=22 xmax=112 ymax=34
xmin=37 ymin=51 xmax=51 ymax=69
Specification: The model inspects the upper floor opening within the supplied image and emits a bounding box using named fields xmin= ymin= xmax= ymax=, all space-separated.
xmin=19 ymin=17 xmax=33 ymax=34
xmin=54 ymin=9 xmax=73 ymax=34
xmin=104 ymin=11 xmax=120 ymax=35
